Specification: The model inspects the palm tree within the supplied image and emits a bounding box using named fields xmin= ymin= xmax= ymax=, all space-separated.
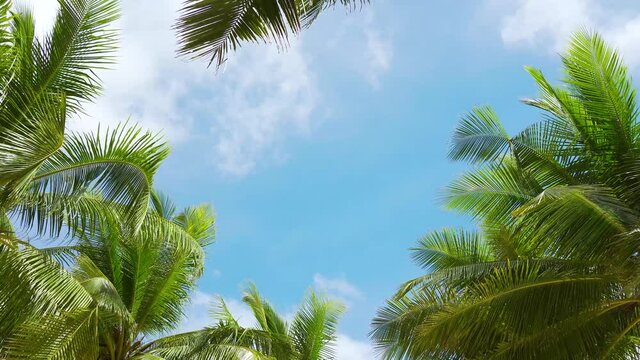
xmin=0 ymin=1 xmax=209 ymax=356
xmin=0 ymin=0 xmax=168 ymax=237
xmin=149 ymin=284 xmax=345 ymax=359
xmin=174 ymin=0 xmax=369 ymax=67
xmin=1 ymin=192 xmax=217 ymax=359
xmin=372 ymin=31 xmax=640 ymax=359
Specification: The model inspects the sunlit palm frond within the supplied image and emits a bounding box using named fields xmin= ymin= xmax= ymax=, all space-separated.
xmin=562 ymin=30 xmax=638 ymax=160
xmin=0 ymin=244 xmax=93 ymax=343
xmin=3 ymin=307 xmax=100 ymax=360
xmin=174 ymin=204 xmax=216 ymax=246
xmin=290 ymin=292 xmax=344 ymax=360
xmin=36 ymin=0 xmax=119 ymax=112
xmin=242 ymin=284 xmax=288 ymax=336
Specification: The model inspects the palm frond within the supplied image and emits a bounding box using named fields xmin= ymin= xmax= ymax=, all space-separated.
xmin=175 ymin=0 xmax=368 ymax=67
xmin=32 ymin=123 xmax=169 ymax=232
xmin=444 ymin=159 xmax=541 ymax=223
xmin=3 ymin=307 xmax=99 ymax=360
xmin=449 ymin=106 xmax=511 ymax=163
xmin=411 ymin=228 xmax=493 ymax=272
xmin=562 ymin=30 xmax=638 ymax=160
xmin=37 ymin=0 xmax=119 ymax=112
xmin=0 ymin=244 xmax=93 ymax=342
xmin=290 ymin=291 xmax=345 ymax=360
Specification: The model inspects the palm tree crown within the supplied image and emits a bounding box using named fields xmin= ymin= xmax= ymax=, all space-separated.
xmin=150 ymin=285 xmax=345 ymax=360
xmin=2 ymin=192 xmax=216 ymax=359
xmin=372 ymin=31 xmax=640 ymax=359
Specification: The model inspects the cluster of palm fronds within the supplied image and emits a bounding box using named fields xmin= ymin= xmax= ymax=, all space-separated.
xmin=0 ymin=0 xmax=345 ymax=359
xmin=174 ymin=0 xmax=369 ymax=67
xmin=371 ymin=32 xmax=640 ymax=359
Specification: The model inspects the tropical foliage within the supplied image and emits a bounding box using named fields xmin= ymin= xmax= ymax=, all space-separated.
xmin=174 ymin=0 xmax=369 ymax=66
xmin=0 ymin=0 xmax=216 ymax=358
xmin=149 ymin=285 xmax=344 ymax=360
xmin=0 ymin=0 xmax=167 ymax=238
xmin=11 ymin=0 xmax=639 ymax=359
xmin=0 ymin=1 xmax=346 ymax=359
xmin=371 ymin=31 xmax=640 ymax=359
xmin=1 ymin=194 xmax=216 ymax=359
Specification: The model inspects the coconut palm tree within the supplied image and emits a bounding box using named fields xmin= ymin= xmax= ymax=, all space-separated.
xmin=0 ymin=0 xmax=168 ymax=237
xmin=372 ymin=31 xmax=640 ymax=359
xmin=148 ymin=284 xmax=345 ymax=359
xmin=0 ymin=1 xmax=208 ymax=356
xmin=1 ymin=192 xmax=216 ymax=359
xmin=174 ymin=0 xmax=369 ymax=67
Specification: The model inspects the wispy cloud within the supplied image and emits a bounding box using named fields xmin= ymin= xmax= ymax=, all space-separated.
xmin=313 ymin=273 xmax=363 ymax=307
xmin=330 ymin=9 xmax=393 ymax=89
xmin=365 ymin=28 xmax=393 ymax=89
xmin=209 ymin=43 xmax=319 ymax=177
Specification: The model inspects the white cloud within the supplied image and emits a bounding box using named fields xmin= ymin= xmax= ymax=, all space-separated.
xmin=499 ymin=0 xmax=593 ymax=51
xmin=496 ymin=0 xmax=640 ymax=68
xmin=19 ymin=0 xmax=59 ymax=37
xmin=209 ymin=43 xmax=318 ymax=177
xmin=313 ymin=273 xmax=363 ymax=307
xmin=23 ymin=0 xmax=320 ymax=177
xmin=336 ymin=334 xmax=377 ymax=360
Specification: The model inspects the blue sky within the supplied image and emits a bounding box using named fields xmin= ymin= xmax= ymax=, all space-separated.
xmin=28 ymin=0 xmax=640 ymax=358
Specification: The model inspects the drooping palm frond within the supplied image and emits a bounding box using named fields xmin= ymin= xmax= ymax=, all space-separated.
xmin=3 ymin=308 xmax=100 ymax=360
xmin=150 ymin=190 xmax=177 ymax=220
xmin=147 ymin=327 xmax=277 ymax=360
xmin=175 ymin=0 xmax=369 ymax=67
xmin=512 ymin=185 xmax=635 ymax=260
xmin=11 ymin=191 xmax=117 ymax=239
xmin=371 ymin=286 xmax=456 ymax=360
xmin=448 ymin=106 xmax=511 ymax=164
xmin=0 ymin=91 xmax=66 ymax=192
xmin=30 ymin=124 xmax=169 ymax=233
xmin=0 ymin=244 xmax=94 ymax=345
